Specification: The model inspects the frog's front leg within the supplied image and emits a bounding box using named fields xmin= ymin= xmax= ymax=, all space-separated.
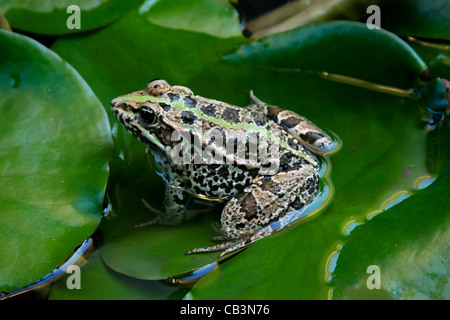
xmin=161 ymin=182 xmax=188 ymax=225
xmin=186 ymin=164 xmax=319 ymax=257
xmin=136 ymin=180 xmax=187 ymax=227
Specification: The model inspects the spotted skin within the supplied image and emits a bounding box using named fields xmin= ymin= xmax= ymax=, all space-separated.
xmin=111 ymin=80 xmax=336 ymax=256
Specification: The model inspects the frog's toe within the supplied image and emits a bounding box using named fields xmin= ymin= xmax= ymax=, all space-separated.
xmin=141 ymin=198 xmax=163 ymax=215
xmin=185 ymin=241 xmax=236 ymax=255
xmin=211 ymin=235 xmax=233 ymax=242
xmin=218 ymin=240 xmax=249 ymax=257
xmin=186 ymin=231 xmax=271 ymax=257
xmin=134 ymin=215 xmax=163 ymax=228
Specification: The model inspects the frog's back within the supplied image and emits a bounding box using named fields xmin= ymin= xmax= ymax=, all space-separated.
xmin=182 ymin=94 xmax=270 ymax=128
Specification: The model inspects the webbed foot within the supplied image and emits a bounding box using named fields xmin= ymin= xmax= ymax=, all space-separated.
xmin=185 ymin=231 xmax=271 ymax=257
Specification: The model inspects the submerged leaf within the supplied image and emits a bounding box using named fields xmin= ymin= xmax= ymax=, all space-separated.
xmin=226 ymin=21 xmax=426 ymax=89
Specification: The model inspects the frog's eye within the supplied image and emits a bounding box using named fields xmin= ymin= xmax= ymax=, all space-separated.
xmin=146 ymin=79 xmax=169 ymax=96
xmin=138 ymin=106 xmax=157 ymax=126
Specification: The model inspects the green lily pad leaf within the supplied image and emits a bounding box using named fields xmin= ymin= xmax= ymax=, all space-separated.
xmin=140 ymin=0 xmax=241 ymax=38
xmin=331 ymin=125 xmax=450 ymax=300
xmin=226 ymin=21 xmax=427 ymax=89
xmin=0 ymin=8 xmax=11 ymax=31
xmin=244 ymin=0 xmax=382 ymax=39
xmin=407 ymin=38 xmax=450 ymax=81
xmin=244 ymin=0 xmax=450 ymax=41
xmin=0 ymin=0 xmax=143 ymax=35
xmin=51 ymin=0 xmax=245 ymax=120
xmin=382 ymin=0 xmax=450 ymax=40
xmin=0 ymin=30 xmax=113 ymax=293
xmin=49 ymin=251 xmax=188 ymax=300
xmin=189 ymin=68 xmax=446 ymax=299
xmin=48 ymin=1 xmax=448 ymax=299
xmin=429 ymin=55 xmax=450 ymax=82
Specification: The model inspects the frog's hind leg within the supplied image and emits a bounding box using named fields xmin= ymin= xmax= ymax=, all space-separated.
xmin=218 ymin=230 xmax=273 ymax=257
xmin=248 ymin=91 xmax=335 ymax=152
xmin=269 ymin=106 xmax=335 ymax=152
xmin=185 ymin=231 xmax=271 ymax=257
xmin=187 ymin=164 xmax=320 ymax=257
xmin=185 ymin=238 xmax=241 ymax=256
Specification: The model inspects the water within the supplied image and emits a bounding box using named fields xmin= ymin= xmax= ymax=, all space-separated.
xmin=10 ymin=73 xmax=20 ymax=88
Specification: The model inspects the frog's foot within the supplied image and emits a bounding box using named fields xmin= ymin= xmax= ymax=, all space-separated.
xmin=211 ymin=235 xmax=233 ymax=242
xmin=133 ymin=199 xmax=164 ymax=228
xmin=134 ymin=214 xmax=164 ymax=228
xmin=136 ymin=199 xmax=213 ymax=228
xmin=185 ymin=231 xmax=271 ymax=258
xmin=185 ymin=241 xmax=239 ymax=257
xmin=141 ymin=198 xmax=163 ymax=214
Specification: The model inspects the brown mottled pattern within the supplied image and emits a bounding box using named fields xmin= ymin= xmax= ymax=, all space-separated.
xmin=111 ymin=80 xmax=335 ymax=257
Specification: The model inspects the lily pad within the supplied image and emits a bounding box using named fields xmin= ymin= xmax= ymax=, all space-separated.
xmin=0 ymin=29 xmax=113 ymax=293
xmin=189 ymin=68 xmax=445 ymax=299
xmin=331 ymin=135 xmax=450 ymax=299
xmin=243 ymin=0 xmax=450 ymax=41
xmin=382 ymin=0 xmax=450 ymax=40
xmin=46 ymin=0 xmax=449 ymax=299
xmin=0 ymin=0 xmax=142 ymax=35
xmin=225 ymin=21 xmax=427 ymax=89
xmin=99 ymin=183 xmax=221 ymax=280
xmin=49 ymin=251 xmax=189 ymax=300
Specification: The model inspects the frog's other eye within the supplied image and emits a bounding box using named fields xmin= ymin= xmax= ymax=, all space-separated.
xmin=138 ymin=106 xmax=157 ymax=127
xmin=146 ymin=79 xmax=169 ymax=96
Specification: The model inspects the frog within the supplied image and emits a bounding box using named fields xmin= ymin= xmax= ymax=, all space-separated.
xmin=111 ymin=79 xmax=336 ymax=257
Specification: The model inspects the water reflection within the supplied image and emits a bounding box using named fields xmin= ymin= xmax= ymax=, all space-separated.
xmin=0 ymin=238 xmax=93 ymax=299
xmin=168 ymin=262 xmax=218 ymax=286
xmin=415 ymin=176 xmax=436 ymax=190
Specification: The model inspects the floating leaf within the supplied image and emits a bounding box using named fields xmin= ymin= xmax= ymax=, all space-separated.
xmin=45 ymin=1 xmax=449 ymax=299
xmin=0 ymin=0 xmax=142 ymax=35
xmin=226 ymin=21 xmax=426 ymax=89
xmin=331 ymin=125 xmax=450 ymax=299
xmin=140 ymin=0 xmax=241 ymax=38
xmin=49 ymin=251 xmax=188 ymax=300
xmin=0 ymin=30 xmax=113 ymax=293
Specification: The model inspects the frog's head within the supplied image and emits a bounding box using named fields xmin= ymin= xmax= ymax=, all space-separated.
xmin=110 ymin=79 xmax=191 ymax=153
